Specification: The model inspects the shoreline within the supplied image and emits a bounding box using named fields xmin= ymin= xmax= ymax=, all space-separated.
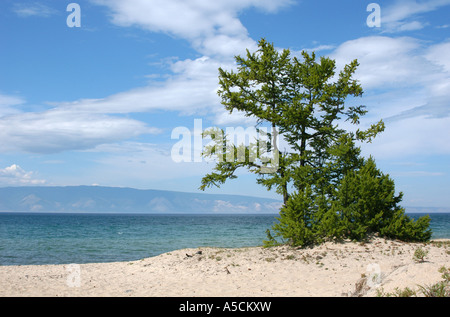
xmin=1 ymin=238 xmax=449 ymax=297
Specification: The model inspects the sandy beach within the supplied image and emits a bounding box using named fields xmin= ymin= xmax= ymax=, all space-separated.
xmin=1 ymin=237 xmax=448 ymax=297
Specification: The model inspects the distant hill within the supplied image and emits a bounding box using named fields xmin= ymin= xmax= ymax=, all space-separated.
xmin=0 ymin=186 xmax=282 ymax=214
xmin=405 ymin=206 xmax=450 ymax=214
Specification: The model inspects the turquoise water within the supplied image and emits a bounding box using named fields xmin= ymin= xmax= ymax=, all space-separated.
xmin=0 ymin=213 xmax=277 ymax=266
xmin=0 ymin=212 xmax=449 ymax=266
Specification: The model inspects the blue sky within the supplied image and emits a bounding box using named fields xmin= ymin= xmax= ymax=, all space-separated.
xmin=0 ymin=0 xmax=449 ymax=209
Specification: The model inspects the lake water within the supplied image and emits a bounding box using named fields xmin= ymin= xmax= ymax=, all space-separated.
xmin=0 ymin=212 xmax=449 ymax=266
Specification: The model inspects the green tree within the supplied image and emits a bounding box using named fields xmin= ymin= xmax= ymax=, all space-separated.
xmin=200 ymin=39 xmax=383 ymax=204
xmin=265 ymin=185 xmax=317 ymax=247
xmin=266 ymin=157 xmax=432 ymax=246
xmin=335 ymin=157 xmax=431 ymax=242
xmin=200 ymin=38 xmax=431 ymax=246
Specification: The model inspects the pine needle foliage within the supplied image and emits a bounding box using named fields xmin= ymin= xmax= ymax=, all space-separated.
xmin=199 ymin=39 xmax=432 ymax=247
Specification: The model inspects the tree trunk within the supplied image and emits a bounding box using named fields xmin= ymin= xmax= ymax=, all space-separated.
xmin=272 ymin=121 xmax=289 ymax=205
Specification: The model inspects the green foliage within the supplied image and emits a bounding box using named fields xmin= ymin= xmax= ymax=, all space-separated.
xmin=416 ymin=266 xmax=450 ymax=297
xmin=378 ymin=267 xmax=450 ymax=297
xmin=439 ymin=265 xmax=450 ymax=282
xmin=200 ymin=38 xmax=383 ymax=205
xmin=376 ymin=287 xmax=417 ymax=297
xmin=266 ymin=158 xmax=432 ymax=246
xmin=335 ymin=157 xmax=431 ymax=242
xmin=413 ymin=247 xmax=429 ymax=263
xmin=200 ymin=38 xmax=432 ymax=247
xmin=264 ymin=185 xmax=318 ymax=247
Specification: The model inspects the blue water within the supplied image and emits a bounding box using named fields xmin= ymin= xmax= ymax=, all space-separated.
xmin=0 ymin=213 xmax=278 ymax=266
xmin=0 ymin=212 xmax=449 ymax=266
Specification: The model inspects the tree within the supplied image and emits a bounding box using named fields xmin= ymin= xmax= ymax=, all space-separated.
xmin=265 ymin=157 xmax=432 ymax=246
xmin=335 ymin=157 xmax=432 ymax=242
xmin=200 ymin=39 xmax=431 ymax=246
xmin=265 ymin=184 xmax=317 ymax=247
xmin=200 ymin=39 xmax=383 ymax=204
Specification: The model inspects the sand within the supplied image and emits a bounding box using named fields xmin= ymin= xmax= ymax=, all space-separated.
xmin=1 ymin=237 xmax=449 ymax=297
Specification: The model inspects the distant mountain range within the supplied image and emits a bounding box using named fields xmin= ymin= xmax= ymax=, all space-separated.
xmin=0 ymin=186 xmax=282 ymax=214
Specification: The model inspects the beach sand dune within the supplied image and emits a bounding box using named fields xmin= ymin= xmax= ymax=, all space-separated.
xmin=1 ymin=238 xmax=448 ymax=297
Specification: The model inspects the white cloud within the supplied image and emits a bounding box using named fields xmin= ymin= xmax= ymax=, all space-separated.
xmin=212 ymin=110 xmax=258 ymax=126
xmin=92 ymin=0 xmax=292 ymax=57
xmin=330 ymin=35 xmax=450 ymax=160
xmin=331 ymin=36 xmax=429 ymax=89
xmin=397 ymin=20 xmax=428 ymax=31
xmin=382 ymin=0 xmax=450 ymax=32
xmin=331 ymin=35 xmax=450 ymax=104
xmin=56 ymin=57 xmax=223 ymax=117
xmin=52 ymin=55 xmax=256 ymax=127
xmin=0 ymin=93 xmax=24 ymax=117
xmin=0 ymin=164 xmax=46 ymax=185
xmin=83 ymin=141 xmax=212 ymax=188
xmin=29 ymin=33 xmax=447 ymax=158
xmin=1 ymin=1 xmax=296 ymax=155
xmin=212 ymin=200 xmax=281 ymax=213
xmin=212 ymin=200 xmax=249 ymax=212
xmin=302 ymin=44 xmax=336 ymax=53
xmin=0 ymin=51 xmax=244 ymax=155
xmin=425 ymin=41 xmax=450 ymax=74
xmin=393 ymin=171 xmax=445 ymax=177
xmin=12 ymin=2 xmax=57 ymax=18
xmin=362 ymin=115 xmax=450 ymax=160
xmin=6 ymin=1 xmax=449 ymax=167
xmin=0 ymin=109 xmax=159 ymax=154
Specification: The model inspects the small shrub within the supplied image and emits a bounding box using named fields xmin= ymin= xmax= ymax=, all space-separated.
xmin=418 ymin=281 xmax=448 ymax=297
xmin=413 ymin=247 xmax=428 ymax=263
xmin=266 ymin=158 xmax=432 ymax=247
xmin=439 ymin=266 xmax=450 ymax=282
xmin=376 ymin=287 xmax=417 ymax=297
xmin=377 ymin=267 xmax=450 ymax=297
xmin=418 ymin=266 xmax=450 ymax=297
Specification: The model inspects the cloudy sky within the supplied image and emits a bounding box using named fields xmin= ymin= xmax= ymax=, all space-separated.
xmin=0 ymin=0 xmax=449 ymax=209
